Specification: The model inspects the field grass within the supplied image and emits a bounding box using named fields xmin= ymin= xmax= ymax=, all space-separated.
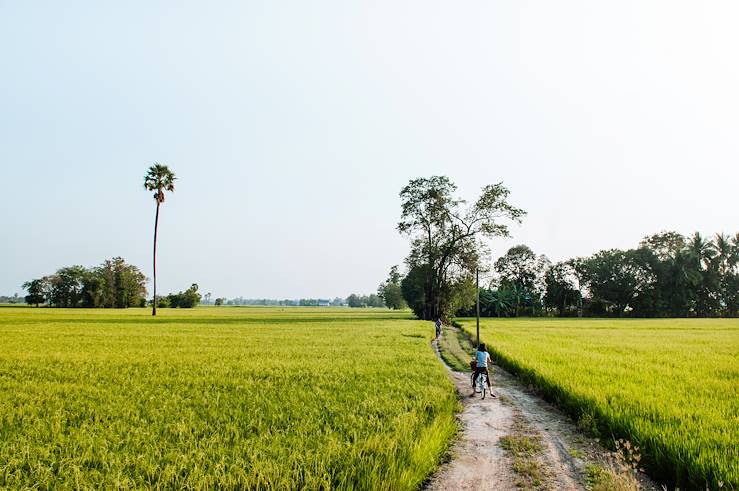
xmin=0 ymin=307 xmax=457 ymax=489
xmin=459 ymin=317 xmax=739 ymax=490
xmin=436 ymin=326 xmax=476 ymax=373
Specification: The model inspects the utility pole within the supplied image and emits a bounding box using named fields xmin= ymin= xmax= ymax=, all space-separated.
xmin=476 ymin=267 xmax=480 ymax=347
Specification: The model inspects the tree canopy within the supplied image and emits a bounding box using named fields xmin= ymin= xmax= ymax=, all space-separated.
xmin=456 ymin=230 xmax=739 ymax=318
xmin=397 ymin=176 xmax=525 ymax=319
xmin=22 ymin=258 xmax=147 ymax=308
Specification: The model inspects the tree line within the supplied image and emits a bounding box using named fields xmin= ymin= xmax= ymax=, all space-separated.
xmin=345 ymin=293 xmax=384 ymax=308
xmin=0 ymin=294 xmax=23 ymax=304
xmin=456 ymin=230 xmax=739 ymax=318
xmin=23 ymin=258 xmax=148 ymax=308
xmin=393 ymin=176 xmax=738 ymax=319
xmin=154 ymin=283 xmax=202 ymax=309
xmin=22 ymin=258 xmax=202 ymax=309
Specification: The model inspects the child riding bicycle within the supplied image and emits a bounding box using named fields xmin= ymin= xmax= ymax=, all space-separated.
xmin=471 ymin=343 xmax=494 ymax=396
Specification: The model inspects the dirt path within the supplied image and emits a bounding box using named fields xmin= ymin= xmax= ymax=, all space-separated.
xmin=425 ymin=327 xmax=659 ymax=491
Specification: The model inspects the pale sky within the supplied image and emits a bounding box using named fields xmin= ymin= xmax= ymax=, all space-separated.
xmin=2 ymin=1 xmax=738 ymax=299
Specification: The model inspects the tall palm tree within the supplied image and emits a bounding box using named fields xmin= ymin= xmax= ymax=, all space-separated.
xmin=732 ymin=233 xmax=739 ymax=273
xmin=144 ymin=164 xmax=176 ymax=316
xmin=714 ymin=233 xmax=736 ymax=315
xmin=685 ymin=232 xmax=715 ymax=270
xmin=714 ymin=233 xmax=733 ymax=276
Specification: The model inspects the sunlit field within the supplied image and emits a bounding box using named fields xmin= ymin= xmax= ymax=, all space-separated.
xmin=460 ymin=318 xmax=739 ymax=490
xmin=0 ymin=307 xmax=456 ymax=490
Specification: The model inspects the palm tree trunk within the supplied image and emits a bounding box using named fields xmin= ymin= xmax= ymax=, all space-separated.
xmin=152 ymin=201 xmax=160 ymax=316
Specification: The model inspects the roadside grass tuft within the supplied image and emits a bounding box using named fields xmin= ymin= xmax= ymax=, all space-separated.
xmin=500 ymin=414 xmax=551 ymax=490
xmin=436 ymin=325 xmax=476 ymax=372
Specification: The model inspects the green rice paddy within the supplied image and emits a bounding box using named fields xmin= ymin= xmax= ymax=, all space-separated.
xmin=0 ymin=307 xmax=457 ymax=490
xmin=460 ymin=317 xmax=739 ymax=490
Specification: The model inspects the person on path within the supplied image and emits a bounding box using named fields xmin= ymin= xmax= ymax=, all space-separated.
xmin=472 ymin=343 xmax=494 ymax=396
xmin=435 ymin=318 xmax=442 ymax=339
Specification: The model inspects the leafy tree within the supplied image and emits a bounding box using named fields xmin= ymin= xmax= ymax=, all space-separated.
xmin=377 ymin=265 xmax=407 ymax=310
xmin=581 ymin=249 xmax=656 ymax=316
xmin=49 ymin=266 xmax=86 ymax=307
xmin=544 ymin=262 xmax=581 ymax=316
xmin=23 ymin=259 xmax=146 ymax=308
xmin=166 ymin=283 xmax=201 ymax=308
xmin=494 ymin=245 xmax=549 ymax=316
xmin=447 ymin=275 xmax=476 ymax=316
xmin=380 ymin=283 xmax=404 ymax=310
xmin=640 ymin=231 xmax=686 ymax=262
xmin=346 ymin=294 xmax=383 ymax=308
xmin=22 ymin=279 xmax=46 ymax=307
xmin=91 ymin=257 xmax=147 ymax=308
xmin=397 ymin=176 xmax=525 ymax=319
xmin=214 ymin=297 xmax=224 ymax=306
xmin=366 ymin=294 xmax=384 ymax=308
xmin=400 ymin=264 xmax=429 ymax=318
xmin=144 ymin=163 xmax=176 ymax=316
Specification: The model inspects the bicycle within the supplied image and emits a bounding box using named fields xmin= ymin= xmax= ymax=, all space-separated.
xmin=475 ymin=371 xmax=488 ymax=399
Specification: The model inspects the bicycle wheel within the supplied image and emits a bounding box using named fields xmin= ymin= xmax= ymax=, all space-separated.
xmin=481 ymin=377 xmax=487 ymax=399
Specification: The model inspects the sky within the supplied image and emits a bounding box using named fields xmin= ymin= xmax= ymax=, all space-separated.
xmin=2 ymin=1 xmax=738 ymax=299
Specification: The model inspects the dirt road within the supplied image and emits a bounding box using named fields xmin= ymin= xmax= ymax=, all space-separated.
xmin=425 ymin=329 xmax=659 ymax=491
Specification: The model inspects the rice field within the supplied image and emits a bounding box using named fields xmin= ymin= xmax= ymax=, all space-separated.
xmin=460 ymin=318 xmax=739 ymax=490
xmin=0 ymin=307 xmax=457 ymax=490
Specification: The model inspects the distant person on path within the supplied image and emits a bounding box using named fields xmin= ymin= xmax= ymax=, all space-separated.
xmin=472 ymin=343 xmax=494 ymax=396
xmin=435 ymin=318 xmax=442 ymax=339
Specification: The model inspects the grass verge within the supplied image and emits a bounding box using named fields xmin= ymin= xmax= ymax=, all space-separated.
xmin=500 ymin=414 xmax=551 ymax=490
xmin=436 ymin=324 xmax=476 ymax=372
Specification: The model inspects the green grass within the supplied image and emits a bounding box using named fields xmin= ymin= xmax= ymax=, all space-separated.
xmin=459 ymin=318 xmax=739 ymax=490
xmin=0 ymin=307 xmax=458 ymax=489
xmin=436 ymin=326 xmax=476 ymax=372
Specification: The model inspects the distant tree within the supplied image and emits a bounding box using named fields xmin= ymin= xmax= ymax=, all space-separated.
xmin=377 ymin=265 xmax=407 ymax=310
xmin=685 ymin=233 xmax=721 ymax=316
xmin=494 ymin=245 xmax=549 ymax=316
xmin=581 ymin=249 xmax=656 ymax=316
xmin=23 ymin=258 xmax=146 ymax=309
xmin=91 ymin=257 xmax=147 ymax=308
xmin=366 ymin=294 xmax=384 ymax=308
xmin=380 ymin=283 xmax=404 ymax=309
xmin=447 ymin=275 xmax=476 ymax=316
xmin=543 ymin=262 xmax=580 ymax=316
xmin=49 ymin=266 xmax=86 ymax=307
xmin=144 ymin=163 xmax=176 ymax=316
xmin=487 ymin=288 xmax=516 ymax=317
xmin=165 ymin=284 xmax=201 ymax=308
xmin=640 ymin=231 xmax=686 ymax=262
xmin=398 ymin=176 xmax=525 ymax=320
xmin=22 ymin=279 xmax=46 ymax=307
xmin=346 ymin=294 xmax=364 ymax=308
xmin=214 ymin=297 xmax=224 ymax=306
